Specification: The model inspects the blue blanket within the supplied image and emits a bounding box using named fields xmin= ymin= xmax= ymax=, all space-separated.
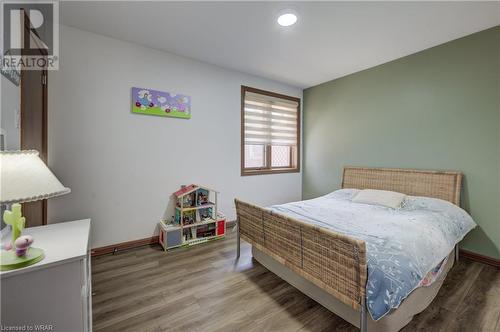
xmin=270 ymin=189 xmax=476 ymax=320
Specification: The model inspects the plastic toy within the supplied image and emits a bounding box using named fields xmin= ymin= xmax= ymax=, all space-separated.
xmin=0 ymin=203 xmax=45 ymax=271
xmin=14 ymin=235 xmax=34 ymax=256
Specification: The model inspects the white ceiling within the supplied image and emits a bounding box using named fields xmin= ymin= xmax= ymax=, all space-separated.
xmin=61 ymin=1 xmax=500 ymax=88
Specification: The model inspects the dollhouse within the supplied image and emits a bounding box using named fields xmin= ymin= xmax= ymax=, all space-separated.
xmin=159 ymin=185 xmax=226 ymax=250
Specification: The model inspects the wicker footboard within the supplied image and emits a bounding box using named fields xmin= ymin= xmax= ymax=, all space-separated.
xmin=235 ymin=199 xmax=368 ymax=311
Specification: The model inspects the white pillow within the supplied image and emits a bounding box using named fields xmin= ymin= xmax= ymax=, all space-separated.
xmin=352 ymin=189 xmax=406 ymax=209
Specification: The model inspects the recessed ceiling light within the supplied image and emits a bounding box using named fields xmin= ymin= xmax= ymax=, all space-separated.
xmin=277 ymin=13 xmax=297 ymax=27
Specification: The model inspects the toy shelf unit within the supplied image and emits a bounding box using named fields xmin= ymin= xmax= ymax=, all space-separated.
xmin=159 ymin=184 xmax=226 ymax=250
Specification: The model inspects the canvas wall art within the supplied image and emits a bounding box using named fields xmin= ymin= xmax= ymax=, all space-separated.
xmin=131 ymin=87 xmax=191 ymax=119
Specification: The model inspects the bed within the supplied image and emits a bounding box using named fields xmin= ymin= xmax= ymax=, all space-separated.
xmin=234 ymin=167 xmax=476 ymax=332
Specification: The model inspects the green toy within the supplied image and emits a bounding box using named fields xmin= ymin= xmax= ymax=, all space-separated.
xmin=0 ymin=203 xmax=45 ymax=271
xmin=3 ymin=203 xmax=26 ymax=245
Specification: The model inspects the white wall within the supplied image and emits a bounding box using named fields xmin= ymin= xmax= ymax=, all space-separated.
xmin=48 ymin=26 xmax=302 ymax=248
xmin=1 ymin=75 xmax=21 ymax=150
xmin=0 ymin=75 xmax=20 ymax=231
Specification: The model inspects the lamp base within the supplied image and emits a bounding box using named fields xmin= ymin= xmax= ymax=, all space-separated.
xmin=0 ymin=247 xmax=45 ymax=271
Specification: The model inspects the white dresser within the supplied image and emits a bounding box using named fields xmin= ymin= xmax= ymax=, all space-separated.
xmin=1 ymin=219 xmax=92 ymax=332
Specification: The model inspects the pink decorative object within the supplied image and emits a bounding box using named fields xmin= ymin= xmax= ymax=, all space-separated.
xmin=14 ymin=235 xmax=34 ymax=256
xmin=173 ymin=184 xmax=198 ymax=198
xmin=2 ymin=243 xmax=12 ymax=251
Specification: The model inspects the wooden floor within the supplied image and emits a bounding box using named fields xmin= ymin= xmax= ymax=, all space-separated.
xmin=92 ymin=229 xmax=500 ymax=332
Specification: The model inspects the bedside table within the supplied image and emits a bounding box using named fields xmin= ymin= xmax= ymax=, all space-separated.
xmin=1 ymin=219 xmax=92 ymax=332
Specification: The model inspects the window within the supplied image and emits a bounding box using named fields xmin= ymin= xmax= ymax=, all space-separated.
xmin=241 ymin=86 xmax=300 ymax=175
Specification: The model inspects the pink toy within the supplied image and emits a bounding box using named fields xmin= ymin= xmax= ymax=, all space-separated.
xmin=2 ymin=243 xmax=12 ymax=251
xmin=14 ymin=235 xmax=34 ymax=256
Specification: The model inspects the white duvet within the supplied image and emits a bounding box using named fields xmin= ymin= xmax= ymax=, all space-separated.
xmin=270 ymin=189 xmax=476 ymax=320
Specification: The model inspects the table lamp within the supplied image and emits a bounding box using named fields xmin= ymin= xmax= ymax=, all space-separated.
xmin=0 ymin=150 xmax=70 ymax=271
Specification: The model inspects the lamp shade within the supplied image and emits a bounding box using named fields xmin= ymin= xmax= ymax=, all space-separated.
xmin=0 ymin=150 xmax=70 ymax=204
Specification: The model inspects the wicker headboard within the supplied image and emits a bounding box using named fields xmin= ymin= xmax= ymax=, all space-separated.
xmin=341 ymin=167 xmax=462 ymax=205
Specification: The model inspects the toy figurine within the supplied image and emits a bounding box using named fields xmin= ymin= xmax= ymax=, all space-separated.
xmin=14 ymin=235 xmax=34 ymax=256
xmin=183 ymin=194 xmax=193 ymax=207
xmin=197 ymin=190 xmax=209 ymax=205
xmin=1 ymin=204 xmax=45 ymax=271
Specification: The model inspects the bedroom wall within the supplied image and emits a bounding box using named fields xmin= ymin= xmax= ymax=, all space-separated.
xmin=47 ymin=25 xmax=302 ymax=248
xmin=1 ymin=75 xmax=21 ymax=150
xmin=303 ymin=26 xmax=500 ymax=259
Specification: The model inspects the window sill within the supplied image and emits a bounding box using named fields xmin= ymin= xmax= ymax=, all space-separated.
xmin=241 ymin=168 xmax=300 ymax=176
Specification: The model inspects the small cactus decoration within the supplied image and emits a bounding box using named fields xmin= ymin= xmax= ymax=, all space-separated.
xmin=0 ymin=203 xmax=45 ymax=270
xmin=3 ymin=203 xmax=26 ymax=248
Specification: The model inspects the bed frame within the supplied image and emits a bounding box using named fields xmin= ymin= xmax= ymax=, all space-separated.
xmin=235 ymin=166 xmax=462 ymax=332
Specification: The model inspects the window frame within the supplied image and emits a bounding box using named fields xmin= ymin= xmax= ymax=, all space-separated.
xmin=241 ymin=85 xmax=301 ymax=176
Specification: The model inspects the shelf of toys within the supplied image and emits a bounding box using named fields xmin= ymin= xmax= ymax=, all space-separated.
xmin=159 ymin=185 xmax=226 ymax=250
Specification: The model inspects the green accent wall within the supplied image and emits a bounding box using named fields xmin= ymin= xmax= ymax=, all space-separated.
xmin=303 ymin=26 xmax=500 ymax=259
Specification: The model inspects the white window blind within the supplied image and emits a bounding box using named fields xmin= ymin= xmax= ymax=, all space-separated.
xmin=244 ymin=91 xmax=299 ymax=146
